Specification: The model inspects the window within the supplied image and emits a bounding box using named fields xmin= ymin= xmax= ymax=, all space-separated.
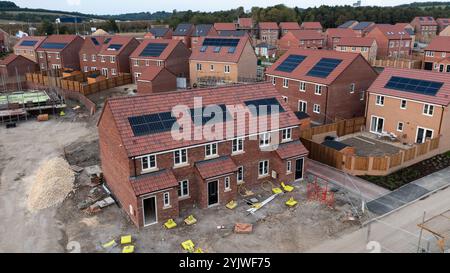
xmin=163 ymin=192 xmax=170 ymax=207
xmin=91 ymin=67 xmax=97 ymax=71
xmin=282 ymin=96 xmax=288 ymax=103
xmin=196 ymin=63 xmax=202 ymax=71
xmin=41 ymin=63 xmax=45 ymax=70
xmin=111 ymin=69 xmax=117 ymax=76
xmin=401 ymin=100 xmax=407 ymax=109
xmin=313 ymin=104 xmax=320 ymax=114
xmin=210 ymin=64 xmax=214 ymax=71
xmin=442 ymin=52 xmax=447 ymax=58
xmin=376 ymin=95 xmax=384 ymax=106
xmin=101 ymin=56 xmax=106 ymax=62
xmin=425 ymin=51 xmax=434 ymax=57
xmin=259 ymin=160 xmax=269 ymax=177
xmin=232 ymin=138 xmax=244 ymax=153
xmin=298 ymin=100 xmax=307 ymax=112
xmin=56 ymin=53 xmax=60 ymax=59
xmin=92 ymin=54 xmax=96 ymax=62
xmin=282 ymin=78 xmax=289 ymax=88
xmin=39 ymin=52 xmax=43 ymax=58
xmin=259 ymin=133 xmax=271 ymax=147
xmin=110 ymin=56 xmax=116 ymax=63
xmin=361 ymin=47 xmax=368 ymax=52
xmin=174 ymin=149 xmax=188 ymax=165
xmin=282 ymin=128 xmax=292 ymax=141
xmin=272 ymin=76 xmax=276 ymax=85
xmin=237 ymin=166 xmax=244 ymax=183
xmin=315 ymin=85 xmax=322 ymax=95
xmin=352 ymin=47 xmax=356 ymax=51
xmin=82 ymin=54 xmax=87 ymax=61
xmin=145 ymin=60 xmax=150 ymax=67
xmin=423 ymin=104 xmax=434 ymax=116
xmin=134 ymin=59 xmax=139 ymax=66
xmin=350 ymin=83 xmax=355 ymax=93
xmin=178 ymin=180 xmax=189 ymax=198
xmin=397 ymin=122 xmax=404 ymax=132
xmin=287 ymin=160 xmax=292 ymax=173
xmin=142 ymin=155 xmax=157 ymax=171
xmin=205 ymin=143 xmax=218 ymax=157
xmin=224 ymin=177 xmax=231 ymax=191
xmin=224 ymin=65 xmax=230 ymax=73
xmin=299 ymin=81 xmax=306 ymax=92
xmin=84 ymin=66 xmax=88 ymax=72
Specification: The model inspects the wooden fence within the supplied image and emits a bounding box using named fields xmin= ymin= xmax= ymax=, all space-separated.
xmin=300 ymin=117 xmax=441 ymax=176
xmin=371 ymin=58 xmax=422 ymax=69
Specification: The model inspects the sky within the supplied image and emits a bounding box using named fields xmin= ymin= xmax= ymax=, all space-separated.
xmin=12 ymin=0 xmax=440 ymax=15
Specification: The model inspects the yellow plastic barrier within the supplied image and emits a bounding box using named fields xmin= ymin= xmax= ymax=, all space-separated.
xmin=164 ymin=219 xmax=177 ymax=229
xmin=181 ymin=240 xmax=195 ymax=251
xmin=272 ymin=187 xmax=283 ymax=194
xmin=226 ymin=200 xmax=237 ymax=210
xmin=184 ymin=215 xmax=197 ymax=225
xmin=122 ymin=245 xmax=134 ymax=253
xmin=120 ymin=235 xmax=132 ymax=245
xmin=281 ymin=182 xmax=294 ymax=192
xmin=286 ymin=197 xmax=298 ymax=207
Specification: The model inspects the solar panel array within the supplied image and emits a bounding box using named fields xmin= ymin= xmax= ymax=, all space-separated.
xmin=41 ymin=43 xmax=68 ymax=49
xmin=306 ymin=58 xmax=343 ymax=78
xmin=244 ymin=97 xmax=286 ymax=116
xmin=108 ymin=44 xmax=123 ymax=51
xmin=384 ymin=76 xmax=443 ymax=96
xmin=91 ymin=37 xmax=100 ymax=46
xmin=128 ymin=112 xmax=177 ymax=137
xmin=139 ymin=43 xmax=168 ymax=57
xmin=19 ymin=40 xmax=38 ymax=47
xmin=190 ymin=104 xmax=232 ymax=126
xmin=275 ymin=55 xmax=306 ymax=73
xmin=104 ymin=38 xmax=112 ymax=44
xmin=202 ymin=38 xmax=239 ymax=47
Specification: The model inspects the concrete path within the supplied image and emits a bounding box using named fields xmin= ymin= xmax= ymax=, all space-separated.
xmin=307 ymin=185 xmax=450 ymax=253
xmin=305 ymin=159 xmax=390 ymax=202
xmin=367 ymin=167 xmax=450 ymax=215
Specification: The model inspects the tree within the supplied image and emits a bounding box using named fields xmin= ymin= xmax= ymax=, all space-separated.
xmin=106 ymin=19 xmax=119 ymax=33
xmin=39 ymin=20 xmax=54 ymax=35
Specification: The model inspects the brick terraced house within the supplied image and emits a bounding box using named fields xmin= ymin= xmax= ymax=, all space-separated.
xmin=366 ymin=24 xmax=413 ymax=59
xmin=189 ymin=36 xmax=257 ymax=87
xmin=98 ymin=83 xmax=309 ymax=227
xmin=36 ymin=35 xmax=84 ymax=71
xmin=258 ymin=22 xmax=280 ymax=46
xmin=145 ymin=27 xmax=173 ymax=40
xmin=325 ymin=28 xmax=358 ymax=50
xmin=335 ymin=37 xmax=378 ymax=62
xmin=130 ymin=39 xmax=191 ymax=83
xmin=279 ymin=22 xmax=301 ymax=36
xmin=13 ymin=36 xmax=47 ymax=62
xmin=266 ymin=48 xmax=378 ymax=124
xmin=365 ymin=68 xmax=450 ymax=150
xmin=172 ymin=23 xmax=195 ymax=49
xmin=410 ymin=16 xmax=438 ymax=43
xmin=96 ymin=36 xmax=140 ymax=78
xmin=191 ymin=24 xmax=218 ymax=50
xmin=423 ymin=36 xmax=450 ymax=72
xmin=437 ymin=18 xmax=450 ymax=33
xmin=79 ymin=36 xmax=111 ymax=73
xmin=300 ymin=22 xmax=323 ymax=33
xmin=278 ymin=30 xmax=325 ymax=51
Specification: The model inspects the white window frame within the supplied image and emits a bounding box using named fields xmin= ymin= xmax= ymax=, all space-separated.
xmin=56 ymin=53 xmax=60 ymax=59
xmin=141 ymin=154 xmax=157 ymax=172
xmin=299 ymin=81 xmax=306 ymax=92
xmin=313 ymin=104 xmax=320 ymax=114
xmin=205 ymin=143 xmax=218 ymax=158
xmin=145 ymin=60 xmax=150 ymax=67
xmin=282 ymin=78 xmax=289 ymax=88
xmin=315 ymin=85 xmax=322 ymax=95
xmin=237 ymin=166 xmax=244 ymax=183
xmin=224 ymin=176 xmax=231 ymax=191
xmin=376 ymin=95 xmax=385 ymax=106
xmin=163 ymin=192 xmax=170 ymax=208
xmin=282 ymin=128 xmax=292 ymax=142
xmin=101 ymin=56 xmax=106 ymax=63
xmin=157 ymin=60 xmax=163 ymax=66
xmin=174 ymin=149 xmax=188 ymax=166
xmin=210 ymin=64 xmax=214 ymax=71
xmin=133 ymin=59 xmax=139 ymax=67
xmin=272 ymin=76 xmax=276 ymax=85
xmin=370 ymin=115 xmax=385 ymax=134
xmin=397 ymin=122 xmax=404 ymax=132
xmin=39 ymin=52 xmax=43 ymax=59
xmin=110 ymin=56 xmax=116 ymax=63
xmin=82 ymin=54 xmax=87 ymax=61
xmin=350 ymin=83 xmax=355 ymax=93
xmin=258 ymin=160 xmax=269 ymax=177
xmin=287 ymin=160 xmax=292 ymax=174
xmin=400 ymin=99 xmax=407 ymax=109
xmin=298 ymin=100 xmax=307 ymax=112
xmin=232 ymin=138 xmax=244 ymax=154
xmin=178 ymin=180 xmax=189 ymax=198
xmin=196 ymin=63 xmax=202 ymax=71
xmin=423 ymin=104 xmax=434 ymax=116
xmin=282 ymin=96 xmax=288 ymax=103
xmin=92 ymin=54 xmax=96 ymax=62
xmin=259 ymin=133 xmax=271 ymax=147
xmin=224 ymin=65 xmax=230 ymax=73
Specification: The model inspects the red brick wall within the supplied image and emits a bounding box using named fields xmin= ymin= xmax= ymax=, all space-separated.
xmin=0 ymin=56 xmax=37 ymax=77
xmin=60 ymin=36 xmax=84 ymax=70
xmin=259 ymin=29 xmax=279 ymax=46
xmin=97 ymin=39 xmax=140 ymax=76
xmin=136 ymin=188 xmax=179 ymax=227
xmin=136 ymin=69 xmax=177 ymax=94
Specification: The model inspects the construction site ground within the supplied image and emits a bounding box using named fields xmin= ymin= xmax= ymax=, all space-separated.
xmin=0 ymin=95 xmax=368 ymax=253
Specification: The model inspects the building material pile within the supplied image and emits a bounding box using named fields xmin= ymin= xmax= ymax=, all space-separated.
xmin=27 ymin=157 xmax=75 ymax=212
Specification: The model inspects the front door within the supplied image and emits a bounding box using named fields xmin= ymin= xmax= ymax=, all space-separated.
xmin=416 ymin=127 xmax=433 ymax=144
xmin=143 ymin=196 xmax=157 ymax=226
xmin=295 ymin=158 xmax=304 ymax=180
xmin=207 ymin=180 xmax=219 ymax=207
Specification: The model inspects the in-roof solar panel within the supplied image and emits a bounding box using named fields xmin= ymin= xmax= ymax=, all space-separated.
xmin=384 ymin=76 xmax=443 ymax=96
xmin=20 ymin=40 xmax=38 ymax=47
xmin=41 ymin=42 xmax=68 ymax=49
xmin=104 ymin=38 xmax=112 ymax=44
xmin=108 ymin=44 xmax=123 ymax=51
xmin=129 ymin=111 xmax=177 ymax=136
xmin=190 ymin=104 xmax=231 ymax=126
xmin=275 ymin=54 xmax=306 ymax=73
xmin=202 ymin=38 xmax=239 ymax=47
xmin=306 ymin=58 xmax=343 ymax=78
xmin=139 ymin=43 xmax=168 ymax=57
xmin=244 ymin=97 xmax=285 ymax=116
xmin=91 ymin=37 xmax=100 ymax=46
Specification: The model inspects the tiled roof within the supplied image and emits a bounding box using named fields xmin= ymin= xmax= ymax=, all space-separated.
xmin=436 ymin=18 xmax=450 ymax=26
xmin=413 ymin=16 xmax=437 ymax=26
xmin=336 ymin=37 xmax=376 ymax=47
xmin=371 ymin=24 xmax=412 ymax=39
xmin=173 ymin=23 xmax=194 ymax=36
xmin=104 ymin=83 xmax=301 ymax=157
xmin=137 ymin=66 xmax=174 ymax=81
xmin=426 ymin=36 xmax=450 ymax=52
xmin=214 ymin=23 xmax=236 ymax=31
xmin=98 ymin=36 xmax=136 ymax=56
xmin=338 ymin=20 xmax=358 ymax=29
xmin=352 ymin=21 xmax=374 ymax=30
xmin=301 ymin=22 xmax=323 ymax=29
xmin=14 ymin=36 xmax=46 ymax=50
xmin=275 ymin=140 xmax=309 ymax=160
xmin=326 ymin=28 xmax=358 ymax=38
xmin=193 ymin=24 xmax=214 ymax=37
xmin=36 ymin=35 xmax=80 ymax=52
xmin=81 ymin=36 xmax=111 ymax=53
xmin=258 ymin=22 xmax=279 ymax=30
xmin=367 ymin=67 xmax=450 ymax=106
xmin=130 ymin=169 xmax=178 ymax=196
xmin=266 ymin=48 xmax=362 ymax=85
xmin=130 ymin=39 xmax=182 ymax=60
xmin=195 ymin=156 xmax=237 ymax=179
xmin=279 ymin=22 xmax=301 ymax=30
xmin=149 ymin=27 xmax=171 ymax=37
xmin=189 ymin=35 xmax=249 ymax=63
xmin=218 ymin=30 xmax=248 ymax=37
xmin=0 ymin=54 xmax=27 ymax=65
xmin=238 ymin=18 xmax=253 ymax=28
xmin=288 ymin=30 xmax=324 ymax=40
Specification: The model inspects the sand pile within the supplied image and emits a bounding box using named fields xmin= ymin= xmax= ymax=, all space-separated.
xmin=27 ymin=157 xmax=75 ymax=212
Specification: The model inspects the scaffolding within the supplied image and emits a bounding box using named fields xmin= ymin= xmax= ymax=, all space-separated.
xmin=417 ymin=210 xmax=450 ymax=253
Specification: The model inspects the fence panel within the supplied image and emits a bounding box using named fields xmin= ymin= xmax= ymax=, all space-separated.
xmin=388 ymin=152 xmax=403 ymax=168
xmin=430 ymin=138 xmax=440 ymax=151
xmin=372 ymin=157 xmax=388 ymax=171
xmin=416 ymin=141 xmax=429 ymax=156
xmin=354 ymin=157 xmax=369 ymax=171
xmin=403 ymin=147 xmax=417 ymax=162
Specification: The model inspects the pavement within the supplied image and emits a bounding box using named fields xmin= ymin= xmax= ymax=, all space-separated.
xmin=306 ymin=159 xmax=390 ymax=202
xmin=307 ymin=184 xmax=450 ymax=253
xmin=367 ymin=167 xmax=450 ymax=215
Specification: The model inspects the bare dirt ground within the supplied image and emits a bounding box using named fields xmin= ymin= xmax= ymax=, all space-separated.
xmin=0 ymin=99 xmax=365 ymax=253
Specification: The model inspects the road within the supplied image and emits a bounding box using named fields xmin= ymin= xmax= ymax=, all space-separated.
xmin=307 ymin=185 xmax=450 ymax=253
